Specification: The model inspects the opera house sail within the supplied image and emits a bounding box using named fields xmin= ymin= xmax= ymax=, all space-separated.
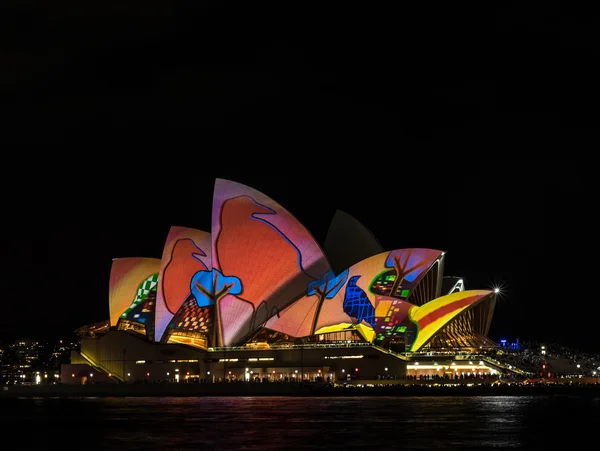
xmin=70 ymin=178 xmax=498 ymax=383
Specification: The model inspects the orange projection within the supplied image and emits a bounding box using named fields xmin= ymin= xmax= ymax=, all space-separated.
xmin=315 ymin=249 xmax=441 ymax=333
xmin=266 ymin=249 xmax=442 ymax=339
xmin=263 ymin=294 xmax=320 ymax=338
xmin=211 ymin=178 xmax=331 ymax=346
xmin=154 ymin=226 xmax=212 ymax=342
xmin=108 ymin=257 xmax=161 ymax=327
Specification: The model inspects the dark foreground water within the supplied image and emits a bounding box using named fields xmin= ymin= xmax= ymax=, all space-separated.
xmin=1 ymin=396 xmax=598 ymax=449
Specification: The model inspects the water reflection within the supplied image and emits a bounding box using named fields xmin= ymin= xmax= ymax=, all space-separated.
xmin=2 ymin=396 xmax=598 ymax=450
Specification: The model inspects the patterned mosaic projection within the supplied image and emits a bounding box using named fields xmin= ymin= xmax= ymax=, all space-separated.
xmin=108 ymin=257 xmax=161 ymax=328
xmin=120 ymin=273 xmax=159 ymax=340
xmin=154 ymin=226 xmax=212 ymax=342
xmin=120 ymin=274 xmax=159 ymax=320
xmin=265 ymin=249 xmax=441 ymax=343
xmin=211 ymin=178 xmax=331 ymax=346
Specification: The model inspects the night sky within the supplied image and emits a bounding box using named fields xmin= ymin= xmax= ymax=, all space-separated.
xmin=2 ymin=3 xmax=597 ymax=351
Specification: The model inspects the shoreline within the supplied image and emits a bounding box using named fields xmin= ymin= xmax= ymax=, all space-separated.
xmin=2 ymin=383 xmax=600 ymax=398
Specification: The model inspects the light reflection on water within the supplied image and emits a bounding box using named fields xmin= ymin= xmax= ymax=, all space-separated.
xmin=3 ymin=396 xmax=599 ymax=450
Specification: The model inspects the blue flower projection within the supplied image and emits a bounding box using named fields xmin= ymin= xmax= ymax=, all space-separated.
xmin=190 ymin=269 xmax=242 ymax=307
xmin=343 ymin=275 xmax=375 ymax=327
xmin=308 ymin=269 xmax=349 ymax=298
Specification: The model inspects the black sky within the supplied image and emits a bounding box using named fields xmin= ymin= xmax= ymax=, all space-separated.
xmin=1 ymin=3 xmax=597 ymax=351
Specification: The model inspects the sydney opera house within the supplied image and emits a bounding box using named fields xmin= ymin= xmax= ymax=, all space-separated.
xmin=64 ymin=179 xmax=500 ymax=384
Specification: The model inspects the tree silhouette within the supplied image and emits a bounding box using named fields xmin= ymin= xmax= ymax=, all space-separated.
xmin=388 ymin=250 xmax=430 ymax=297
xmin=309 ymin=269 xmax=349 ymax=334
xmin=189 ymin=268 xmax=242 ymax=347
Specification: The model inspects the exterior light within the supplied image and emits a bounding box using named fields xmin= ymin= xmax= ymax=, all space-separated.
xmin=272 ymin=370 xmax=276 ymax=374
xmin=207 ymin=371 xmax=210 ymax=375
xmin=90 ymin=373 xmax=93 ymax=377
xmin=108 ymin=373 xmax=112 ymax=377
xmin=342 ymin=369 xmax=345 ymax=373
xmin=166 ymin=372 xmax=170 ymax=376
xmin=494 ymin=288 xmax=500 ymax=294
xmin=295 ymin=370 xmax=298 ymax=373
xmin=71 ymin=374 xmax=75 ymax=377
xmin=127 ymin=373 xmax=131 ymax=377
xmin=384 ymin=367 xmax=388 ymax=371
xmin=146 ymin=372 xmax=150 ymax=376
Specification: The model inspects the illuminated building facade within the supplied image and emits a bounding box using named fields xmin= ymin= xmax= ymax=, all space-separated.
xmin=67 ymin=179 xmax=498 ymax=383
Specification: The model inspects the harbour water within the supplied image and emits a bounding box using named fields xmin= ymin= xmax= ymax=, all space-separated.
xmin=2 ymin=395 xmax=598 ymax=449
